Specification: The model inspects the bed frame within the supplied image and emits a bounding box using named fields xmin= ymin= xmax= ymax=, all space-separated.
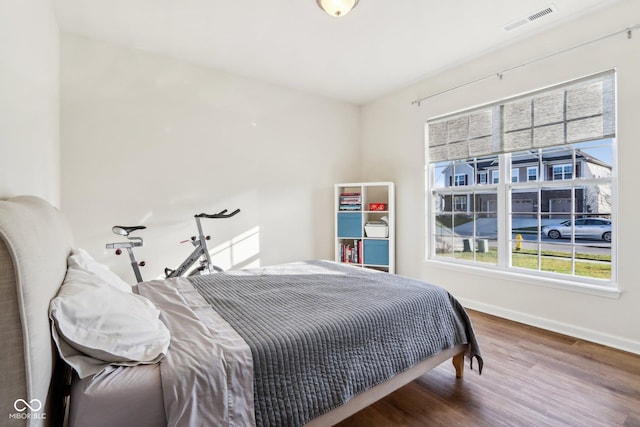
xmin=0 ymin=196 xmax=73 ymax=427
xmin=0 ymin=195 xmax=466 ymax=427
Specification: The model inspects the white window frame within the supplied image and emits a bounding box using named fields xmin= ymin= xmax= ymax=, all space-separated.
xmin=454 ymin=174 xmax=466 ymax=186
xmin=527 ymin=167 xmax=538 ymax=182
xmin=511 ymin=168 xmax=519 ymax=183
xmin=553 ymin=164 xmax=573 ymax=180
xmin=425 ymin=71 xmax=618 ymax=295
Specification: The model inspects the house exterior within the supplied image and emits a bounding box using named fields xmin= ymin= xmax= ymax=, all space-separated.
xmin=439 ymin=147 xmax=612 ymax=217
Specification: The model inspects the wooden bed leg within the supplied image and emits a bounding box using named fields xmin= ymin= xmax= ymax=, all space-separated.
xmin=452 ymin=353 xmax=465 ymax=378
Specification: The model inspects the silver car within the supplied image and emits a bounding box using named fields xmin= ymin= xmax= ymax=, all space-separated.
xmin=542 ymin=218 xmax=612 ymax=242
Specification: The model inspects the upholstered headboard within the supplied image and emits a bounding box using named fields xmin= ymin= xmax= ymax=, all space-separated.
xmin=0 ymin=196 xmax=74 ymax=427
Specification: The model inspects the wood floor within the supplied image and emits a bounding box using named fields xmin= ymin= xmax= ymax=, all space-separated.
xmin=337 ymin=310 xmax=640 ymax=427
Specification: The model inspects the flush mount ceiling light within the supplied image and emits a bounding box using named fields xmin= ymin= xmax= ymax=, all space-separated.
xmin=316 ymin=0 xmax=359 ymax=17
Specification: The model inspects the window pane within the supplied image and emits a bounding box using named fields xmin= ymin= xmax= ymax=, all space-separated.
xmin=434 ymin=213 xmax=454 ymax=257
xmin=475 ymin=192 xmax=498 ymax=265
xmin=453 ymin=195 xmax=468 ymax=210
xmin=433 ymin=189 xmax=453 ymax=257
xmin=452 ymin=213 xmax=473 ymax=238
xmin=541 ymin=213 xmax=572 ymax=240
xmin=539 ymin=146 xmax=573 ymax=182
xmin=512 ymin=240 xmax=540 ymax=270
xmin=475 ymin=155 xmax=499 ymax=180
xmin=512 ymin=189 xmax=539 ymax=216
xmin=476 ymin=213 xmax=497 ymax=266
xmin=512 ymin=188 xmax=540 ymax=269
xmin=580 ymin=183 xmax=612 ymax=216
xmin=512 ymin=210 xmax=539 ymax=244
xmin=451 ymin=212 xmax=485 ymax=262
xmin=541 ymin=187 xmax=573 ymax=214
xmin=573 ymin=139 xmax=613 ymax=180
xmin=453 ymin=160 xmax=474 ymax=187
xmin=575 ymin=258 xmax=611 ymax=280
xmin=540 ymin=243 xmax=574 ymax=275
xmin=512 ymin=150 xmax=541 ymax=184
xmin=433 ymin=161 xmax=452 ymax=189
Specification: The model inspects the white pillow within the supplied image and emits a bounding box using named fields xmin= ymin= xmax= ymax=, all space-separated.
xmin=49 ymin=266 xmax=170 ymax=378
xmin=68 ymin=248 xmax=132 ymax=293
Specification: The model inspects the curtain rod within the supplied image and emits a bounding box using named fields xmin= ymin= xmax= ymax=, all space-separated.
xmin=411 ymin=23 xmax=639 ymax=106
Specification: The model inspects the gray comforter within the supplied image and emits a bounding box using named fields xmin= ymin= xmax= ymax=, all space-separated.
xmin=188 ymin=261 xmax=482 ymax=426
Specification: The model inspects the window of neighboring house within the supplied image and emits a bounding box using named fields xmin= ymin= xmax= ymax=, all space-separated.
xmin=453 ymin=195 xmax=468 ymax=211
xmin=454 ymin=174 xmax=467 ymax=186
xmin=553 ymin=164 xmax=573 ymax=180
xmin=426 ymin=70 xmax=616 ymax=289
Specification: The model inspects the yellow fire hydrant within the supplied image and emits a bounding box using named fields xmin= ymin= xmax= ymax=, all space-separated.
xmin=515 ymin=234 xmax=523 ymax=251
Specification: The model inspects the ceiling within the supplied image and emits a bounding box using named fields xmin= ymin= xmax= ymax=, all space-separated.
xmin=52 ymin=0 xmax=623 ymax=105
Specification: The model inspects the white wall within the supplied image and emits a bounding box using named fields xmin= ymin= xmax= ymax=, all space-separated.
xmin=7 ymin=0 xmax=635 ymax=353
xmin=60 ymin=35 xmax=360 ymax=282
xmin=0 ymin=0 xmax=60 ymax=205
xmin=361 ymin=0 xmax=640 ymax=353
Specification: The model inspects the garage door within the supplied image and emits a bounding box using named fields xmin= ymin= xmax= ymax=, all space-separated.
xmin=512 ymin=199 xmax=533 ymax=213
xmin=550 ymin=198 xmax=571 ymax=213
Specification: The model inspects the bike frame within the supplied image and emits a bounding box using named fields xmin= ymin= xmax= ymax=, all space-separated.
xmin=106 ymin=232 xmax=145 ymax=283
xmin=107 ymin=209 xmax=239 ymax=283
xmin=165 ymin=216 xmax=213 ymax=278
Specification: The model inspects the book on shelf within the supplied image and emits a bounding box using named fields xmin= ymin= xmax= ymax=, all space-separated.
xmin=339 ymin=239 xmax=362 ymax=264
xmin=339 ymin=192 xmax=362 ymax=211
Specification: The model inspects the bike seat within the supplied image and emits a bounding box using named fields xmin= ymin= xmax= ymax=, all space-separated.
xmin=112 ymin=225 xmax=146 ymax=236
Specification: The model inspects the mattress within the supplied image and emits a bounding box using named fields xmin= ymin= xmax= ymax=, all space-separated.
xmin=69 ymin=364 xmax=165 ymax=427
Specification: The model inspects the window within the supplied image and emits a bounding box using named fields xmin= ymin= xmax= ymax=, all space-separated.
xmin=454 ymin=174 xmax=467 ymax=186
xmin=478 ymin=172 xmax=487 ymax=184
xmin=553 ymin=164 xmax=573 ymax=180
xmin=426 ymin=71 xmax=616 ymax=287
xmin=454 ymin=195 xmax=468 ymax=212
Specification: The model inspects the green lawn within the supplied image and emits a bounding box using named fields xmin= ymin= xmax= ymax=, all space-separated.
xmin=439 ymin=247 xmax=611 ymax=279
xmin=513 ymin=251 xmax=611 ymax=279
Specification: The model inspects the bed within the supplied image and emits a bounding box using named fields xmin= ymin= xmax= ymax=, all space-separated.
xmin=0 ymin=195 xmax=482 ymax=427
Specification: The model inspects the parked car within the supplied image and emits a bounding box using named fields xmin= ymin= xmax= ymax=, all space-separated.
xmin=542 ymin=218 xmax=611 ymax=242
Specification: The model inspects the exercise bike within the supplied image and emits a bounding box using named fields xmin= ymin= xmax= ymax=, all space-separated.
xmin=106 ymin=208 xmax=240 ymax=283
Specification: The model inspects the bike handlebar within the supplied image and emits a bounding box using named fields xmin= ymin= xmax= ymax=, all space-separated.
xmin=195 ymin=208 xmax=240 ymax=219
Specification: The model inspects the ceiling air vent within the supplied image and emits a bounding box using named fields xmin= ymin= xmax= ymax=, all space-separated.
xmin=505 ymin=4 xmax=558 ymax=31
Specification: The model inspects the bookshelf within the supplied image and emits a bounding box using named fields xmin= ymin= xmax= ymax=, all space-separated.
xmin=335 ymin=182 xmax=395 ymax=273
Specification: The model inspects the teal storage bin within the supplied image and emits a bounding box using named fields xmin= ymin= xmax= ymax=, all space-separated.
xmin=364 ymin=239 xmax=389 ymax=265
xmin=337 ymin=212 xmax=362 ymax=238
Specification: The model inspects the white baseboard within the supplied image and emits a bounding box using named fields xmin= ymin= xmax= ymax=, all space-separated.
xmin=459 ymin=297 xmax=640 ymax=356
